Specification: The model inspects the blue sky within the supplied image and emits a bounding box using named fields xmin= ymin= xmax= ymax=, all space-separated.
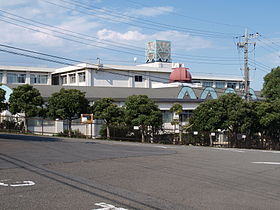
xmin=0 ymin=0 xmax=279 ymax=90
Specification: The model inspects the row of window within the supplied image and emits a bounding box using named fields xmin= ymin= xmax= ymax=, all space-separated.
xmin=200 ymin=81 xmax=243 ymax=89
xmin=61 ymin=73 xmax=143 ymax=84
xmin=162 ymin=110 xmax=193 ymax=123
xmin=4 ymin=73 xmax=48 ymax=84
xmin=61 ymin=72 xmax=86 ymax=84
xmin=30 ymin=74 xmax=48 ymax=84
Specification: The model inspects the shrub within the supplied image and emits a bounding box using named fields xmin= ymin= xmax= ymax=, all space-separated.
xmin=55 ymin=129 xmax=86 ymax=138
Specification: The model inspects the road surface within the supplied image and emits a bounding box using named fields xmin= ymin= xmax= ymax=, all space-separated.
xmin=0 ymin=134 xmax=280 ymax=209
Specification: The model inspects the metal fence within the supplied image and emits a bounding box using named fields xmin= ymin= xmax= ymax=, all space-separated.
xmin=107 ymin=125 xmax=279 ymax=149
xmin=0 ymin=115 xmax=278 ymax=150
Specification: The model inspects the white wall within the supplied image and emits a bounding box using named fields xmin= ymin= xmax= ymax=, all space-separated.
xmin=93 ymin=70 xmax=130 ymax=87
xmin=158 ymin=102 xmax=199 ymax=110
xmin=150 ymin=72 xmax=169 ymax=88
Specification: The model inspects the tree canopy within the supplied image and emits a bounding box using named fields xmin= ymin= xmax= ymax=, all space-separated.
xmin=262 ymin=66 xmax=280 ymax=101
xmin=170 ymin=103 xmax=183 ymax=116
xmin=0 ymin=88 xmax=6 ymax=112
xmin=47 ymin=88 xmax=89 ymax=132
xmin=91 ymin=98 xmax=123 ymax=139
xmin=9 ymin=84 xmax=44 ymax=117
xmin=255 ymin=100 xmax=280 ymax=149
xmin=189 ymin=93 xmax=257 ymax=146
xmin=124 ymin=95 xmax=162 ymax=142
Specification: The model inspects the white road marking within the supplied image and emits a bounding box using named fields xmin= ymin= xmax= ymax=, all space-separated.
xmin=10 ymin=181 xmax=35 ymax=187
xmin=213 ymin=148 xmax=244 ymax=153
xmin=0 ymin=179 xmax=9 ymax=187
xmin=252 ymin=162 xmax=280 ymax=165
xmin=92 ymin=202 xmax=128 ymax=210
xmin=0 ymin=179 xmax=35 ymax=187
xmin=155 ymin=146 xmax=169 ymax=149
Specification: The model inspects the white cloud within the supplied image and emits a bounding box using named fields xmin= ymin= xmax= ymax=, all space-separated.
xmin=0 ymin=22 xmax=64 ymax=47
xmin=127 ymin=6 xmax=174 ymax=17
xmin=96 ymin=29 xmax=212 ymax=51
xmin=58 ymin=17 xmax=100 ymax=33
xmin=97 ymin=29 xmax=147 ymax=41
xmin=151 ymin=31 xmax=212 ymax=51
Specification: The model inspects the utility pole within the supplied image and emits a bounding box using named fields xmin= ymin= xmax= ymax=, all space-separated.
xmin=237 ymin=29 xmax=258 ymax=101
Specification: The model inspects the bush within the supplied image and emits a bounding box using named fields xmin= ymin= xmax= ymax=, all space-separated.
xmin=55 ymin=129 xmax=86 ymax=138
xmin=0 ymin=120 xmax=24 ymax=131
xmin=99 ymin=124 xmax=107 ymax=138
xmin=100 ymin=124 xmax=142 ymax=142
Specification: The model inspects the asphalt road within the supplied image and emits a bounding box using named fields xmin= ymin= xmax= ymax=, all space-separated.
xmin=0 ymin=134 xmax=280 ymax=210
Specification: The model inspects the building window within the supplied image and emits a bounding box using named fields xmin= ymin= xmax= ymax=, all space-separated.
xmin=216 ymin=81 xmax=225 ymax=89
xmin=162 ymin=111 xmax=172 ymax=123
xmin=239 ymin=82 xmax=245 ymax=90
xmin=181 ymin=110 xmax=193 ymax=123
xmin=69 ymin=74 xmax=76 ymax=83
xmin=52 ymin=75 xmax=59 ymax=85
xmin=202 ymin=81 xmax=213 ymax=87
xmin=30 ymin=74 xmax=48 ymax=84
xmin=227 ymin=82 xmax=237 ymax=89
xmin=134 ymin=75 xmax=143 ymax=82
xmin=7 ymin=73 xmax=26 ymax=84
xmin=78 ymin=72 xmax=85 ymax=82
xmin=61 ymin=75 xmax=67 ymax=84
xmin=18 ymin=74 xmax=26 ymax=83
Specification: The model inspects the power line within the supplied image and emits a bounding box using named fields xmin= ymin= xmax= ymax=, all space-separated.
xmin=0 ymin=43 xmax=241 ymax=81
xmin=0 ymin=8 xmax=242 ymax=61
xmin=258 ymin=34 xmax=280 ymax=49
xmin=0 ymin=43 xmax=244 ymax=95
xmin=257 ymin=37 xmax=280 ymax=55
xmin=248 ymin=63 xmax=269 ymax=73
xmin=125 ymin=0 xmax=246 ymax=29
xmin=0 ymin=17 xmax=144 ymax=57
xmin=43 ymin=0 xmax=239 ymax=39
xmin=62 ymin=0 xmax=238 ymax=36
xmin=0 ymin=9 xmax=145 ymax=54
xmin=0 ymin=15 xmax=242 ymax=66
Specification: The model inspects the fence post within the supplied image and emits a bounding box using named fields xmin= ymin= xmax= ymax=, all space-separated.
xmin=55 ymin=119 xmax=63 ymax=134
xmin=41 ymin=118 xmax=44 ymax=135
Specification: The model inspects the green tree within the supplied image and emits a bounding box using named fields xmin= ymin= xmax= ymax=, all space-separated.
xmin=237 ymin=101 xmax=261 ymax=148
xmin=9 ymin=84 xmax=44 ymax=130
xmin=189 ymin=99 xmax=222 ymax=146
xmin=91 ymin=98 xmax=123 ymax=139
xmin=0 ymin=88 xmax=7 ymax=111
xmin=256 ymin=100 xmax=280 ymax=149
xmin=170 ymin=103 xmax=183 ymax=144
xmin=124 ymin=95 xmax=162 ymax=143
xmin=47 ymin=88 xmax=89 ymax=135
xmin=190 ymin=94 xmax=245 ymax=146
xmin=262 ymin=66 xmax=280 ymax=101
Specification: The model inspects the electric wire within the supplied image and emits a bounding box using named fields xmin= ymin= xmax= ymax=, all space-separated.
xmin=0 ymin=17 xmax=144 ymax=57
xmin=0 ymin=44 xmax=245 ymax=94
xmin=0 ymin=44 xmax=241 ymax=82
xmin=59 ymin=0 xmax=238 ymax=37
xmin=0 ymin=14 xmax=242 ymax=65
xmin=0 ymin=9 xmax=145 ymax=53
xmin=125 ymin=0 xmax=246 ymax=29
xmin=0 ymin=9 xmax=242 ymax=62
xmin=42 ymin=0 xmax=239 ymax=39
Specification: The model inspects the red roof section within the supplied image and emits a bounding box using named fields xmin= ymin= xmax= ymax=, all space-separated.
xmin=169 ymin=67 xmax=192 ymax=83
